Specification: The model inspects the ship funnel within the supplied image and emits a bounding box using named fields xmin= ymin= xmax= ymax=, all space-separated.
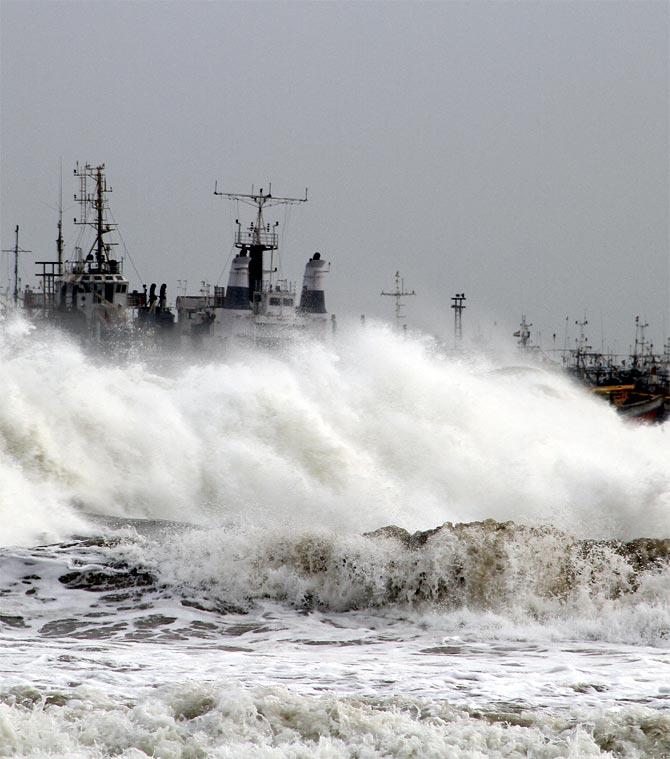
xmin=224 ymin=247 xmax=252 ymax=309
xmin=299 ymin=252 xmax=329 ymax=314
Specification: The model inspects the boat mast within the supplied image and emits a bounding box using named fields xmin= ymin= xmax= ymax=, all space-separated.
xmin=514 ymin=314 xmax=532 ymax=351
xmin=56 ymin=159 xmax=64 ymax=275
xmin=95 ymin=165 xmax=104 ymax=265
xmin=574 ymin=317 xmax=591 ymax=371
xmin=381 ymin=271 xmax=416 ymax=331
xmin=213 ymin=183 xmax=307 ymax=293
xmin=451 ymin=292 xmax=466 ymax=344
xmin=1 ymin=225 xmax=31 ymax=308
xmin=633 ymin=315 xmax=650 ymax=368
xmin=73 ymin=162 xmax=117 ymax=271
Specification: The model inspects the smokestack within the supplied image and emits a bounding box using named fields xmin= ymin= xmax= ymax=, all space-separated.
xmin=299 ymin=252 xmax=328 ymax=314
xmin=224 ymin=247 xmax=252 ymax=309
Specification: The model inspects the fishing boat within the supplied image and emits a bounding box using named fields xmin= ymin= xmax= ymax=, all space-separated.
xmin=26 ymin=163 xmax=174 ymax=345
xmin=177 ymin=185 xmax=333 ymax=347
xmin=591 ymin=384 xmax=666 ymax=422
xmin=561 ymin=317 xmax=668 ymax=423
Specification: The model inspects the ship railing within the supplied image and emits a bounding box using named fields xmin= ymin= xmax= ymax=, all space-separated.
xmin=257 ymin=279 xmax=296 ymax=295
xmin=235 ymin=227 xmax=278 ymax=249
xmin=175 ymin=294 xmax=225 ymax=313
xmin=127 ymin=291 xmax=146 ymax=308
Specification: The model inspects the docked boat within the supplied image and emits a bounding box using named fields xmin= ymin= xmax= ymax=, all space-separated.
xmin=177 ymin=185 xmax=333 ymax=347
xmin=25 ymin=163 xmax=174 ymax=345
xmin=560 ymin=317 xmax=669 ymax=423
xmin=591 ymin=385 xmax=666 ymax=423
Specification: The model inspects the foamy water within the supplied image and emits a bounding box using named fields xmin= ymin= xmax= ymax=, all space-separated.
xmin=1 ymin=315 xmax=669 ymax=757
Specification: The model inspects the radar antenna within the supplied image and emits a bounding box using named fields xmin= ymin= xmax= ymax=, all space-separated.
xmin=381 ymin=271 xmax=416 ymax=331
xmin=213 ymin=182 xmax=308 ymax=293
xmin=73 ymin=162 xmax=118 ymax=269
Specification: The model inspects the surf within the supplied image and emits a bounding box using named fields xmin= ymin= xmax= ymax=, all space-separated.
xmin=1 ymin=314 xmax=669 ymax=547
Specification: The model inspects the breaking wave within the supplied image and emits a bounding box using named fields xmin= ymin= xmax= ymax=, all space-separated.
xmin=2 ymin=683 xmax=669 ymax=758
xmin=3 ymin=315 xmax=670 ymax=757
xmin=1 ymin=314 xmax=670 ymax=548
xmin=118 ymin=518 xmax=668 ymax=647
xmin=4 ymin=517 xmax=669 ymax=647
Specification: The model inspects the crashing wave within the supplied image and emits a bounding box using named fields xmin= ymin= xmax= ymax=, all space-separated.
xmin=1 ymin=682 xmax=668 ymax=758
xmin=2 ymin=317 xmax=670 ymax=548
xmin=2 ymin=517 xmax=670 ymax=646
xmin=105 ymin=517 xmax=669 ymax=647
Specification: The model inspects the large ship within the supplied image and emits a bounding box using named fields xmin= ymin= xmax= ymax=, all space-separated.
xmin=23 ymin=163 xmax=174 ymax=345
xmin=176 ymin=185 xmax=333 ymax=347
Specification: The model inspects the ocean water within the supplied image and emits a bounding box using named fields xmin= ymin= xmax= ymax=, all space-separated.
xmin=1 ymin=316 xmax=669 ymax=758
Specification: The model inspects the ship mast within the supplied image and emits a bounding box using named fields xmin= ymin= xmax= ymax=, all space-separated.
xmin=514 ymin=314 xmax=532 ymax=351
xmin=451 ymin=292 xmax=466 ymax=344
xmin=213 ymin=183 xmax=307 ymax=293
xmin=574 ymin=317 xmax=591 ymax=371
xmin=56 ymin=159 xmax=64 ymax=275
xmin=381 ymin=271 xmax=416 ymax=331
xmin=73 ymin=162 xmax=118 ymax=272
xmin=57 ymin=197 xmax=64 ymax=275
xmin=632 ymin=314 xmax=650 ymax=368
xmin=2 ymin=225 xmax=31 ymax=308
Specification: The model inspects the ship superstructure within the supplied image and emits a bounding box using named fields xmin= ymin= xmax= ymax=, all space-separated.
xmin=49 ymin=163 xmax=131 ymax=340
xmin=177 ymin=185 xmax=332 ymax=345
xmin=26 ymin=163 xmax=174 ymax=344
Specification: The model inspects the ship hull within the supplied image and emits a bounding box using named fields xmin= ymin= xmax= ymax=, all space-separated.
xmin=617 ymin=393 xmax=666 ymax=423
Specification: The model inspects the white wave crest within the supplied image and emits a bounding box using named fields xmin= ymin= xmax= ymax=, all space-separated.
xmin=1 ymin=315 xmax=669 ymax=546
xmin=1 ymin=682 xmax=668 ymax=758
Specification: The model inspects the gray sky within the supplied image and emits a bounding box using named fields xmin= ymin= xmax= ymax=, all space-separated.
xmin=1 ymin=0 xmax=668 ymax=352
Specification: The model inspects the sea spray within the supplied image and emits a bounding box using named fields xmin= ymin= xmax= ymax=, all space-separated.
xmin=117 ymin=518 xmax=667 ymax=646
xmin=4 ymin=683 xmax=668 ymax=758
xmin=1 ymin=314 xmax=670 ymax=547
xmin=3 ymin=515 xmax=669 ymax=645
xmin=3 ymin=315 xmax=670 ymax=757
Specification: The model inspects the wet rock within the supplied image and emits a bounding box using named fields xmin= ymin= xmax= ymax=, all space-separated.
xmin=39 ymin=618 xmax=85 ymax=636
xmin=134 ymin=614 xmax=177 ymax=629
xmin=58 ymin=566 xmax=155 ymax=591
xmin=0 ymin=614 xmax=26 ymax=628
xmin=363 ymin=525 xmax=412 ymax=547
xmin=181 ymin=598 xmax=246 ymax=616
xmin=71 ymin=622 xmax=128 ymax=639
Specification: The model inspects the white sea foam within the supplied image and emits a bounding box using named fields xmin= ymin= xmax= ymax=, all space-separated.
xmin=4 ymin=316 xmax=670 ymax=756
xmin=119 ymin=517 xmax=668 ymax=647
xmin=1 ymin=682 xmax=669 ymax=758
xmin=2 ymin=314 xmax=669 ymax=547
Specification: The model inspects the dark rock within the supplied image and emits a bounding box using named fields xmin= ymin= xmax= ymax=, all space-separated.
xmin=181 ymin=598 xmax=246 ymax=616
xmin=58 ymin=566 xmax=155 ymax=591
xmin=363 ymin=525 xmax=412 ymax=547
xmin=0 ymin=614 xmax=26 ymax=628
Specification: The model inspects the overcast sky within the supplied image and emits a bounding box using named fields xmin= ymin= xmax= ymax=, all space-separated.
xmin=1 ymin=0 xmax=668 ymax=352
